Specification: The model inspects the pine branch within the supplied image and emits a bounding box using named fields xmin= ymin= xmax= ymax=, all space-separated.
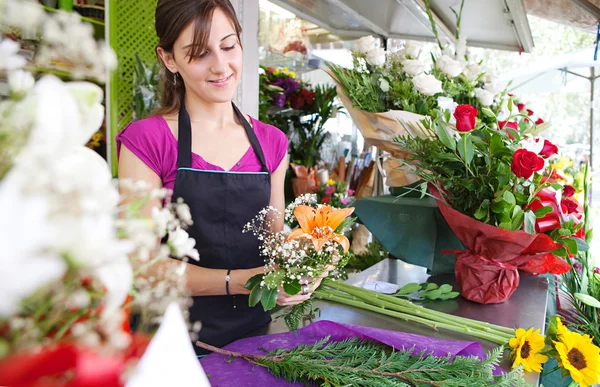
xmin=283 ymin=299 xmax=319 ymax=331
xmin=196 ymin=337 xmax=527 ymax=387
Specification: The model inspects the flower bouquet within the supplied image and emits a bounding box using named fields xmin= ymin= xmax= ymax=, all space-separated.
xmin=313 ymin=178 xmax=355 ymax=208
xmin=393 ymin=99 xmax=585 ymax=304
xmin=243 ymin=194 xmax=355 ymax=330
xmin=0 ymin=2 xmax=207 ymax=385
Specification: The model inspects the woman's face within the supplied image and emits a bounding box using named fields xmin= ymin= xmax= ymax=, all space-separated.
xmin=161 ymin=8 xmax=242 ymax=104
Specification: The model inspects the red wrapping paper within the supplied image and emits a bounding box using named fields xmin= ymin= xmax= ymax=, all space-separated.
xmin=431 ymin=186 xmax=571 ymax=304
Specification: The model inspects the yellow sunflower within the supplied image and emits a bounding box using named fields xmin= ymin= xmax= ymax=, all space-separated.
xmin=509 ymin=327 xmax=548 ymax=373
xmin=554 ymin=330 xmax=600 ymax=387
xmin=555 ymin=317 xmax=570 ymax=338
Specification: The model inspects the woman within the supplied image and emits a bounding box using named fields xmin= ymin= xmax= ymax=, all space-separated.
xmin=117 ymin=0 xmax=323 ymax=353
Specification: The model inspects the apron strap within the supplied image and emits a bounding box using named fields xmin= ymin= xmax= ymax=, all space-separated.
xmin=177 ymin=94 xmax=193 ymax=169
xmin=232 ymin=103 xmax=269 ymax=174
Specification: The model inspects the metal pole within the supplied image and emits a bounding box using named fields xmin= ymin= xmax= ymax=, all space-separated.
xmin=591 ymin=67 xmax=595 ymax=171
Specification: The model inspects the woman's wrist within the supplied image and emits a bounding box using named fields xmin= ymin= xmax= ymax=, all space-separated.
xmin=230 ymin=267 xmax=264 ymax=295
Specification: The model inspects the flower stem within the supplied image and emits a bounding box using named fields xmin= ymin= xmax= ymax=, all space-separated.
xmin=314 ymin=290 xmax=509 ymax=345
xmin=324 ymin=280 xmax=515 ymax=337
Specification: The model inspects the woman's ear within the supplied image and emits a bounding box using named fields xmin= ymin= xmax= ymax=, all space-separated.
xmin=157 ymin=47 xmax=177 ymax=73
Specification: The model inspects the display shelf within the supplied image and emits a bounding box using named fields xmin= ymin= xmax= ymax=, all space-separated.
xmin=259 ymin=49 xmax=322 ymax=75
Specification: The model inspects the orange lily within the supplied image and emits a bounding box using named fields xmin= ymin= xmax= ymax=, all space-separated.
xmin=287 ymin=205 xmax=354 ymax=253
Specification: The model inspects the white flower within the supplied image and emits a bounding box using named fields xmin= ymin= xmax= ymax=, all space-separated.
xmin=400 ymin=41 xmax=421 ymax=59
xmin=258 ymin=67 xmax=266 ymax=75
xmin=412 ymin=73 xmax=443 ymax=96
xmin=67 ymin=290 xmax=91 ymax=309
xmin=153 ymin=207 xmax=174 ymax=238
xmin=0 ymin=39 xmax=26 ymax=70
xmin=474 ymin=88 xmax=494 ymax=107
xmin=2 ymin=0 xmax=45 ymax=33
xmin=437 ymin=55 xmax=463 ymax=78
xmin=402 ymin=59 xmax=425 ymax=76
xmin=354 ymin=35 xmax=378 ymax=54
xmin=483 ymin=75 xmax=505 ymax=96
xmin=463 ymin=63 xmax=482 ymax=83
xmin=455 ymin=36 xmax=467 ymax=61
xmin=176 ymin=203 xmax=193 ymax=224
xmin=379 ymin=78 xmax=390 ymax=92
xmin=520 ymin=136 xmax=545 ymax=154
xmin=168 ymin=228 xmax=200 ymax=261
xmin=437 ymin=96 xmax=458 ymax=124
xmin=7 ymin=69 xmax=35 ymax=95
xmin=366 ymin=47 xmax=386 ymax=67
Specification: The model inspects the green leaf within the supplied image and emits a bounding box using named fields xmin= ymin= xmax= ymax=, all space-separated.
xmin=575 ymin=293 xmax=600 ymax=308
xmin=457 ymin=134 xmax=474 ymax=165
xmin=245 ymin=273 xmax=264 ymax=291
xmin=533 ymin=206 xmax=553 ymax=218
xmin=562 ymin=238 xmax=578 ymax=255
xmin=422 ymin=288 xmax=443 ymax=299
xmin=435 ymin=122 xmax=456 ymax=151
xmin=492 ymin=200 xmax=508 ymax=214
xmin=510 ymin=208 xmax=524 ymax=231
xmin=249 ymin=284 xmax=264 ymax=307
xmin=439 ymin=284 xmax=453 ymax=293
xmin=503 ymin=191 xmax=516 ymax=206
xmin=283 ymin=279 xmax=301 ymax=296
xmin=261 ymin=287 xmax=278 ymax=311
xmin=397 ymin=283 xmax=422 ymax=295
xmin=438 ymin=291 xmax=460 ymax=300
xmin=552 ymin=247 xmax=568 ymax=258
xmin=489 ymin=134 xmax=504 ymax=157
xmin=424 ymin=283 xmax=439 ymax=291
xmin=524 ymin=210 xmax=537 ymax=234
xmin=498 ymin=222 xmax=512 ymax=230
xmin=474 ymin=200 xmax=489 ymax=220
xmin=507 ymin=97 xmax=514 ymax=112
xmin=481 ymin=107 xmax=496 ymax=119
xmin=506 ymin=128 xmax=520 ymax=141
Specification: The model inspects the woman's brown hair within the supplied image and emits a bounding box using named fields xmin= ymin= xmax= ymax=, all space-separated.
xmin=153 ymin=0 xmax=242 ymax=117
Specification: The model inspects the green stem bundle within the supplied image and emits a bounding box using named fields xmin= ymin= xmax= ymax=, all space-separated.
xmin=316 ymin=280 xmax=515 ymax=345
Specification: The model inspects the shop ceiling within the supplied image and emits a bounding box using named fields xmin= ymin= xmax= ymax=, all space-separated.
xmin=268 ymin=0 xmax=534 ymax=52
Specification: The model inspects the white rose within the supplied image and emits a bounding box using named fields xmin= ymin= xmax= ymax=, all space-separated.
xmin=401 ymin=41 xmax=421 ymax=59
xmin=402 ymin=59 xmax=425 ymax=76
xmin=354 ymin=35 xmax=378 ymax=54
xmin=412 ymin=73 xmax=443 ymax=96
xmin=437 ymin=55 xmax=463 ymax=78
xmin=366 ymin=47 xmax=386 ymax=67
xmin=8 ymin=69 xmax=35 ymax=95
xmin=474 ymin=88 xmax=494 ymax=107
xmin=437 ymin=96 xmax=458 ymax=115
xmin=379 ymin=78 xmax=390 ymax=92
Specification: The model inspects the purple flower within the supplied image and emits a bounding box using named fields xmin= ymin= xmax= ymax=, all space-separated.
xmin=281 ymin=78 xmax=300 ymax=95
xmin=270 ymin=79 xmax=284 ymax=88
xmin=340 ymin=197 xmax=351 ymax=205
xmin=573 ymin=263 xmax=582 ymax=274
xmin=271 ymin=93 xmax=286 ymax=107
xmin=594 ymin=267 xmax=600 ymax=275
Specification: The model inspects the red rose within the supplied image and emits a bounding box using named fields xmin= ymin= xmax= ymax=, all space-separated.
xmin=321 ymin=196 xmax=331 ymax=204
xmin=561 ymin=198 xmax=579 ymax=214
xmin=301 ymin=89 xmax=316 ymax=107
xmin=498 ymin=121 xmax=519 ymax=140
xmin=527 ymin=109 xmax=534 ymax=116
xmin=535 ymin=118 xmax=544 ymax=125
xmin=539 ymin=139 xmax=558 ymax=159
xmin=525 ymin=189 xmax=561 ymax=232
xmin=574 ymin=226 xmax=586 ymax=239
xmin=511 ymin=149 xmax=545 ymax=179
xmin=517 ymin=103 xmax=526 ymax=111
xmin=563 ymin=185 xmax=575 ymax=197
xmin=453 ymin=104 xmax=478 ymax=132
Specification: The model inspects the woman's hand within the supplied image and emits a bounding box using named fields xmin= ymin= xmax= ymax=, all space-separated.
xmin=275 ymin=265 xmax=336 ymax=306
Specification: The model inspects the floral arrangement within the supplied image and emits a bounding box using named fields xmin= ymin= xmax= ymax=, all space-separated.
xmin=243 ymin=194 xmax=355 ymax=330
xmin=0 ymin=1 xmax=203 ymax=385
xmin=392 ymin=99 xmax=585 ymax=303
xmin=313 ymin=178 xmax=354 ymax=208
xmin=509 ymin=316 xmax=600 ymax=387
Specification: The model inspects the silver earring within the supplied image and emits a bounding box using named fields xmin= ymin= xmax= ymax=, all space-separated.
xmin=173 ymin=72 xmax=177 ymax=86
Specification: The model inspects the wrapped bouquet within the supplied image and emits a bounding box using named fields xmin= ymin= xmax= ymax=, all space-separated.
xmin=243 ymin=194 xmax=355 ymax=330
xmin=393 ymin=99 xmax=585 ymax=303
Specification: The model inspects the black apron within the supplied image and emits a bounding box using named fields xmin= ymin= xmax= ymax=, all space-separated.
xmin=171 ymin=97 xmax=272 ymax=354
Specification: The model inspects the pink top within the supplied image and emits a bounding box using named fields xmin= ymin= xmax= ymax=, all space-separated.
xmin=116 ymin=115 xmax=288 ymax=190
